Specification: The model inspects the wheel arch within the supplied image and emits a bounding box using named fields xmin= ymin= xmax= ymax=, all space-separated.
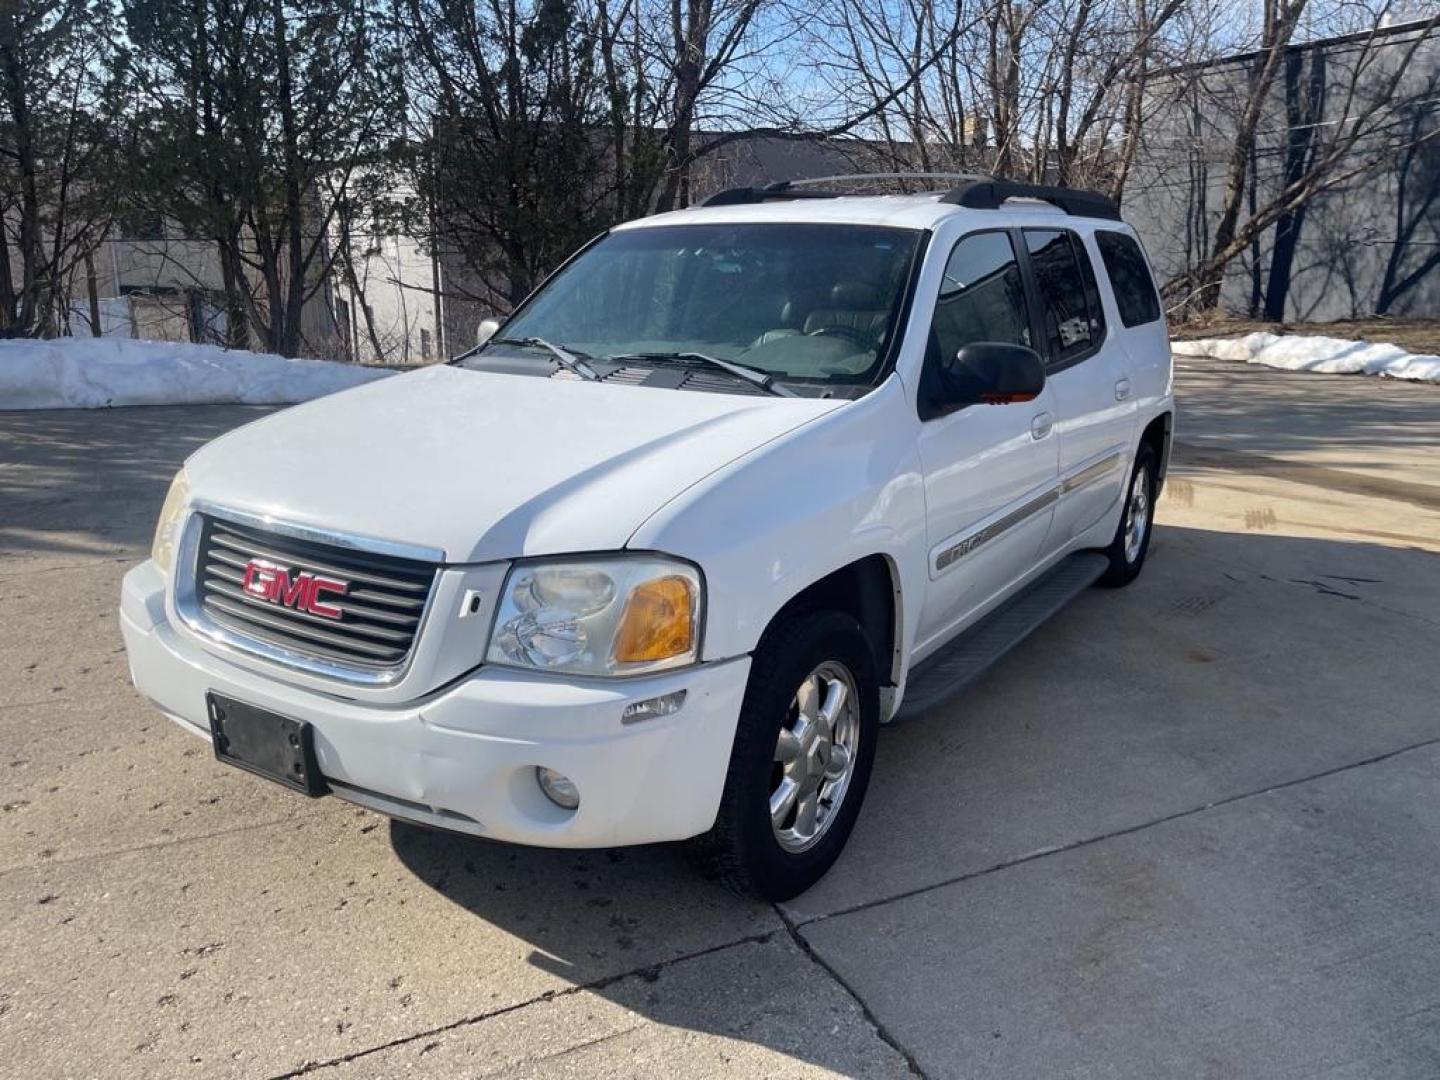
xmin=1140 ymin=410 xmax=1173 ymax=493
xmin=759 ymin=553 xmax=903 ymax=694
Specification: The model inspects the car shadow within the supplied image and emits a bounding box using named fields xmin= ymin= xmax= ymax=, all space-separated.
xmin=387 ymin=520 xmax=1440 ymax=1071
xmin=384 ymin=819 xmax=888 ymax=1070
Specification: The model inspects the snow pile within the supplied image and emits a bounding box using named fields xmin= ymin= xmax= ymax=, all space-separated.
xmin=0 ymin=337 xmax=394 ymax=410
xmin=1173 ymin=332 xmax=1440 ymax=384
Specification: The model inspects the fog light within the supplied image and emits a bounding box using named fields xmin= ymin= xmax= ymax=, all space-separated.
xmin=621 ymin=689 xmax=687 ymax=725
xmin=536 ymin=766 xmax=579 ymax=810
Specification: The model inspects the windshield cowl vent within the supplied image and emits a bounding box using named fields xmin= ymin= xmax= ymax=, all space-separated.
xmin=547 ymin=363 xmax=767 ymax=396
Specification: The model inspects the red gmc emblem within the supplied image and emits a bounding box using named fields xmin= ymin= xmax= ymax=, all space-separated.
xmin=241 ymin=559 xmax=348 ymax=619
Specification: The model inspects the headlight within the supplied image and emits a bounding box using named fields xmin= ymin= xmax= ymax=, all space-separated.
xmin=487 ymin=556 xmax=702 ymax=677
xmin=150 ymin=468 xmax=191 ymax=575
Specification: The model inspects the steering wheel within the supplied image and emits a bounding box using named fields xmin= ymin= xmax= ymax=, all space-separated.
xmin=806 ymin=325 xmax=872 ymax=347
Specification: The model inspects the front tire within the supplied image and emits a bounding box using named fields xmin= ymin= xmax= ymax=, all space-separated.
xmin=1099 ymin=443 xmax=1158 ymax=587
xmin=694 ymin=612 xmax=880 ymax=901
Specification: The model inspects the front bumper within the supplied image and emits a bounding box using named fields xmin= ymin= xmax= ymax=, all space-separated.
xmin=120 ymin=561 xmax=749 ymax=847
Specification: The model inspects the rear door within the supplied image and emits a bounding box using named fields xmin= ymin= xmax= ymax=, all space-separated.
xmin=1021 ymin=227 xmax=1136 ymax=551
xmin=1094 ymin=227 xmax=1171 ymax=437
xmin=912 ymin=228 xmax=1060 ymax=657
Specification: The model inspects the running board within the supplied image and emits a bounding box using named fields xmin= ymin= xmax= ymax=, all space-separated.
xmin=893 ymin=552 xmax=1109 ymax=722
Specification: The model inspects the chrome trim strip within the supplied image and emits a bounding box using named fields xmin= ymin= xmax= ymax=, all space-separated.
xmin=189 ymin=499 xmax=447 ymax=564
xmin=1059 ymin=452 xmax=1123 ymax=495
xmin=935 ymin=487 xmax=1058 ymax=572
xmin=173 ymin=506 xmax=442 ymax=688
xmin=933 ymin=452 xmax=1125 ymax=573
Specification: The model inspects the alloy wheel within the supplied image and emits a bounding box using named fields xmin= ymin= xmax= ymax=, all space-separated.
xmin=769 ymin=661 xmax=861 ymax=853
xmin=1124 ymin=466 xmax=1151 ymax=564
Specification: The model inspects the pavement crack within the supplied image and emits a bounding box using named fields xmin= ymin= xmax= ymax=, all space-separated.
xmin=775 ymin=904 xmax=930 ymax=1078
xmin=796 ymin=733 xmax=1440 ymax=929
xmin=266 ymin=930 xmax=780 ymax=1078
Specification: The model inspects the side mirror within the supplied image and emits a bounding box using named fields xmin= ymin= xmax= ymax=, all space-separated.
xmin=476 ymin=317 xmax=501 ymax=346
xmin=941 ymin=342 xmax=1046 ymax=408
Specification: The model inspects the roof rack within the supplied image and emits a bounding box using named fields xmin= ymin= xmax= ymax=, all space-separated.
xmin=781 ymin=172 xmax=991 ymax=189
xmin=700 ymin=173 xmax=1123 ymax=221
xmin=700 ymin=181 xmax=841 ymax=207
xmin=701 ymin=173 xmax=989 ymax=207
xmin=940 ymin=179 xmax=1121 ymax=221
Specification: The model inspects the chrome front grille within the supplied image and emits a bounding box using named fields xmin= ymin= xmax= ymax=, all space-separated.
xmin=191 ymin=513 xmax=439 ymax=673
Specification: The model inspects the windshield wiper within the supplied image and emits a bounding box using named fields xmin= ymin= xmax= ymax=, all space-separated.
xmin=492 ymin=336 xmax=600 ymax=381
xmin=609 ymin=351 xmax=797 ymax=398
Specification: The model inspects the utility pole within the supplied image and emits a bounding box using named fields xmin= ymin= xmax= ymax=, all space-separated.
xmin=428 ymin=119 xmax=445 ymax=359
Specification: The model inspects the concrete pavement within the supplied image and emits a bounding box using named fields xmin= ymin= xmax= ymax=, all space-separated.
xmin=2 ymin=357 xmax=1438 ymax=1078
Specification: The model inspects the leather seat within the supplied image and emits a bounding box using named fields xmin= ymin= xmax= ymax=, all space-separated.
xmin=802 ymin=282 xmax=890 ymax=341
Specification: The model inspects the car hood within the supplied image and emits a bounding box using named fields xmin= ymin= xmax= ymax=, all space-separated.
xmin=184 ymin=365 xmax=842 ymax=563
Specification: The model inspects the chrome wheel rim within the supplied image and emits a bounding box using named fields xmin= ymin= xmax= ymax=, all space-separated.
xmin=770 ymin=661 xmax=861 ymax=854
xmin=1124 ymin=467 xmax=1150 ymax=564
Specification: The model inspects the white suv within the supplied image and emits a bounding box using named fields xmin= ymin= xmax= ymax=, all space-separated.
xmin=121 ymin=177 xmax=1174 ymax=900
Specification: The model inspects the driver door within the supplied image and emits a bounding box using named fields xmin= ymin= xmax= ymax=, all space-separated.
xmin=912 ymin=229 xmax=1060 ymax=659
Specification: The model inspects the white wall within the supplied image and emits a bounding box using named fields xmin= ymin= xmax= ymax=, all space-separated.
xmin=332 ymin=224 xmax=445 ymax=367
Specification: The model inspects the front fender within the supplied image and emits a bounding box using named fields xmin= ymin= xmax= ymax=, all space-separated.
xmin=627 ymin=376 xmax=929 ymax=672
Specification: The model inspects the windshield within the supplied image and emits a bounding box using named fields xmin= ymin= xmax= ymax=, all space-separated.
xmin=493 ymin=223 xmax=923 ymax=386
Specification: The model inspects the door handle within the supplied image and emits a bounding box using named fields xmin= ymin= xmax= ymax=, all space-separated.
xmin=1114 ymin=377 xmax=1132 ymax=401
xmin=1030 ymin=412 xmax=1053 ymax=440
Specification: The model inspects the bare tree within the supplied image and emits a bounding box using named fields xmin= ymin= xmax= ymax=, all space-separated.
xmin=1043 ymin=0 xmax=1192 ymax=188
xmin=1260 ymin=37 xmax=1328 ymax=318
xmin=790 ymin=0 xmax=1203 ymax=194
xmin=1375 ymin=64 xmax=1440 ymax=312
xmin=124 ymin=0 xmax=402 ymax=356
xmin=1153 ymin=7 xmax=1440 ymax=312
xmin=0 ymin=0 xmax=125 ymax=338
xmin=1192 ymin=0 xmax=1313 ymax=308
xmin=396 ymin=0 xmax=617 ymax=309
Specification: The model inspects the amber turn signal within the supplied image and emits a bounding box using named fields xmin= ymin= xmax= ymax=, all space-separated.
xmin=613 ymin=576 xmax=695 ymax=663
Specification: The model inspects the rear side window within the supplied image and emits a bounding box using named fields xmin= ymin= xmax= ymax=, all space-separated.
xmin=1076 ymin=239 xmax=1107 ymax=343
xmin=1024 ymin=229 xmax=1103 ymax=364
xmin=1096 ymin=231 xmax=1161 ymax=327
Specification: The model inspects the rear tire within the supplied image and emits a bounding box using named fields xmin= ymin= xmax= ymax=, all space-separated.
xmin=1099 ymin=443 xmax=1158 ymax=587
xmin=692 ymin=612 xmax=880 ymax=901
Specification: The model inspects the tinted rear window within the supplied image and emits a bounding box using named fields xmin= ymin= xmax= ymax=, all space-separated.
xmin=1025 ymin=229 xmax=1101 ymax=363
xmin=1096 ymin=231 xmax=1161 ymax=327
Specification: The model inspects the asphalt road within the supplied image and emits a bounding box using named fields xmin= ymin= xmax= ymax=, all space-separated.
xmin=3 ymin=357 xmax=1438 ymax=1078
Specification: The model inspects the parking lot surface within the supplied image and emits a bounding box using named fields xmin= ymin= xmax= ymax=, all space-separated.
xmin=2 ymin=357 xmax=1438 ymax=1078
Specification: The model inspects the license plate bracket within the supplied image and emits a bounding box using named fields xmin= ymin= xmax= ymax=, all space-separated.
xmin=207 ymin=692 xmax=328 ymax=797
